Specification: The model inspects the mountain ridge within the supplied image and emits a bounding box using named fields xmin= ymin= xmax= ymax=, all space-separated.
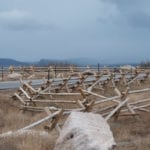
xmin=0 ymin=58 xmax=139 ymax=67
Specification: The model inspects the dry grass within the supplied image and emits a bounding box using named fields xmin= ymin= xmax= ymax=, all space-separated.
xmin=110 ymin=112 xmax=150 ymax=150
xmin=0 ymin=80 xmax=150 ymax=150
xmin=0 ymin=132 xmax=57 ymax=150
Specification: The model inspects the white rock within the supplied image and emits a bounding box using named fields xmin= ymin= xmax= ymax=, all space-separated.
xmin=7 ymin=72 xmax=22 ymax=79
xmin=120 ymin=65 xmax=136 ymax=70
xmin=54 ymin=112 xmax=116 ymax=150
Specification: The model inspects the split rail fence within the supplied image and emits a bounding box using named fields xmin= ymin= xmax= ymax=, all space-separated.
xmin=0 ymin=67 xmax=150 ymax=138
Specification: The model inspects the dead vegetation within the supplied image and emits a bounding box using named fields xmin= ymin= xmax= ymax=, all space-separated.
xmin=0 ymin=68 xmax=150 ymax=150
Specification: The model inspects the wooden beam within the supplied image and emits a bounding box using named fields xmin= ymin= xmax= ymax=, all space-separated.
xmin=82 ymin=90 xmax=107 ymax=99
xmin=19 ymin=87 xmax=31 ymax=99
xmin=87 ymin=78 xmax=102 ymax=92
xmin=94 ymin=96 xmax=120 ymax=105
xmin=128 ymin=88 xmax=150 ymax=94
xmin=14 ymin=93 xmax=26 ymax=105
xmin=19 ymin=110 xmax=62 ymax=130
xmin=24 ymin=99 xmax=77 ymax=104
xmin=105 ymin=98 xmax=129 ymax=121
xmin=39 ymin=92 xmax=81 ymax=96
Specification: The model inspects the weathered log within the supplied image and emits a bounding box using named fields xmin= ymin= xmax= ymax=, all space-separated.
xmin=19 ymin=87 xmax=31 ymax=99
xmin=105 ymin=98 xmax=129 ymax=121
xmin=20 ymin=110 xmax=62 ymax=130
xmin=128 ymin=88 xmax=150 ymax=94
xmin=87 ymin=78 xmax=102 ymax=92
xmin=24 ymin=99 xmax=77 ymax=104
xmin=14 ymin=93 xmax=26 ymax=105
xmin=39 ymin=92 xmax=81 ymax=96
xmin=94 ymin=96 xmax=120 ymax=105
xmin=22 ymin=81 xmax=37 ymax=94
xmin=82 ymin=90 xmax=107 ymax=99
xmin=0 ymin=130 xmax=49 ymax=139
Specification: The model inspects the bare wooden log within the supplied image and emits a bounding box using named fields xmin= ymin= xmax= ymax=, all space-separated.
xmin=133 ymin=104 xmax=150 ymax=110
xmin=19 ymin=87 xmax=31 ymax=99
xmin=44 ymin=107 xmax=52 ymax=115
xmin=94 ymin=96 xmax=120 ymax=105
xmin=87 ymin=78 xmax=102 ymax=92
xmin=122 ymin=74 xmax=127 ymax=85
xmin=127 ymin=76 xmax=138 ymax=85
xmin=126 ymin=103 xmax=136 ymax=114
xmin=39 ymin=92 xmax=81 ymax=96
xmin=44 ymin=109 xmax=63 ymax=131
xmin=136 ymin=108 xmax=150 ymax=112
xmin=128 ymin=88 xmax=150 ymax=94
xmin=24 ymin=99 xmax=77 ymax=104
xmin=136 ymin=79 xmax=141 ymax=86
xmin=118 ymin=113 xmax=139 ymax=117
xmin=111 ymin=78 xmax=116 ymax=88
xmin=14 ymin=93 xmax=26 ymax=105
xmin=39 ymin=84 xmax=53 ymax=94
xmin=20 ymin=110 xmax=62 ymax=130
xmin=21 ymin=105 xmax=59 ymax=111
xmin=121 ymin=87 xmax=130 ymax=99
xmin=77 ymin=100 xmax=85 ymax=108
xmin=22 ymin=81 xmax=37 ymax=94
xmin=21 ymin=105 xmax=84 ymax=112
xmin=95 ymin=105 xmax=117 ymax=114
xmin=58 ymin=77 xmax=71 ymax=92
xmin=84 ymin=100 xmax=95 ymax=112
xmin=130 ymin=97 xmax=150 ymax=105
xmin=79 ymin=88 xmax=87 ymax=98
xmin=114 ymin=88 xmax=122 ymax=96
xmin=105 ymin=98 xmax=129 ymax=121
xmin=0 ymin=130 xmax=49 ymax=139
xmin=121 ymin=103 xmax=150 ymax=112
xmin=82 ymin=90 xmax=107 ymax=99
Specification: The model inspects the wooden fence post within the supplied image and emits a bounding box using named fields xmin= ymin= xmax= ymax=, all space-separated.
xmin=55 ymin=65 xmax=57 ymax=78
xmin=98 ymin=63 xmax=100 ymax=73
xmin=1 ymin=65 xmax=3 ymax=81
xmin=48 ymin=67 xmax=50 ymax=81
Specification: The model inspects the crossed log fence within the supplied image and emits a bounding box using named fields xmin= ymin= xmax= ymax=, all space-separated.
xmin=0 ymin=67 xmax=150 ymax=138
xmin=0 ymin=65 xmax=150 ymax=80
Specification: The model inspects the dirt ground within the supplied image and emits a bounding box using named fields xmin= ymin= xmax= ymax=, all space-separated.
xmin=0 ymin=87 xmax=150 ymax=150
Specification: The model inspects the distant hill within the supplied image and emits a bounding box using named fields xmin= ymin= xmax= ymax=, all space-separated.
xmin=37 ymin=58 xmax=104 ymax=66
xmin=0 ymin=58 xmax=139 ymax=67
xmin=65 ymin=58 xmax=100 ymax=66
xmin=0 ymin=58 xmax=30 ymax=67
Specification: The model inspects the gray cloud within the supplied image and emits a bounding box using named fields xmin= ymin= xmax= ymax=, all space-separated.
xmin=0 ymin=0 xmax=149 ymax=63
xmin=0 ymin=10 xmax=54 ymax=30
xmin=100 ymin=0 xmax=150 ymax=28
xmin=97 ymin=1 xmax=120 ymax=24
xmin=127 ymin=11 xmax=150 ymax=28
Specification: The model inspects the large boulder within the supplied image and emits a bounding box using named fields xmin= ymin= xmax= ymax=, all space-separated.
xmin=54 ymin=112 xmax=116 ymax=150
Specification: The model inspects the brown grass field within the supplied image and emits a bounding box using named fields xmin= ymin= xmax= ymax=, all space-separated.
xmin=0 ymin=81 xmax=150 ymax=150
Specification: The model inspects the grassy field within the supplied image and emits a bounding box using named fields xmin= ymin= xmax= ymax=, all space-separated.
xmin=0 ymin=82 xmax=150 ymax=150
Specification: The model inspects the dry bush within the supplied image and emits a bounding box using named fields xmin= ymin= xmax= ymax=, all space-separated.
xmin=0 ymin=132 xmax=57 ymax=150
xmin=0 ymin=141 xmax=19 ymax=150
xmin=0 ymin=76 xmax=150 ymax=150
xmin=110 ymin=111 xmax=150 ymax=150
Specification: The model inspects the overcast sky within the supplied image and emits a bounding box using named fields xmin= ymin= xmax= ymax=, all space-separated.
xmin=0 ymin=0 xmax=150 ymax=63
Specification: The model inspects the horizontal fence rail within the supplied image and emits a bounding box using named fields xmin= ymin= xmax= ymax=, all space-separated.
xmin=0 ymin=65 xmax=150 ymax=81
